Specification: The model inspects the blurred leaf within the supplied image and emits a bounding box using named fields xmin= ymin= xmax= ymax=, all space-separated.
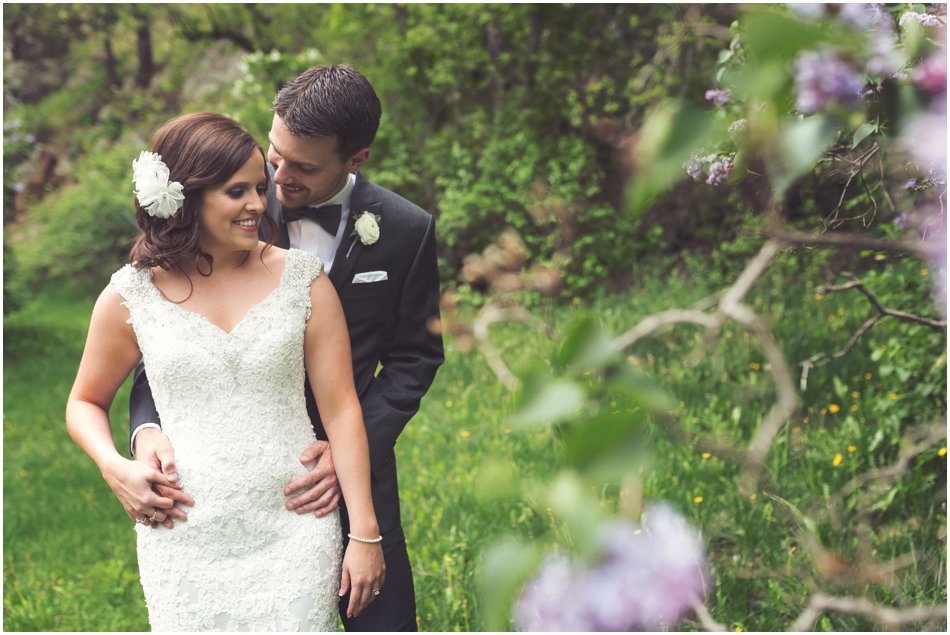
xmin=478 ymin=538 xmax=542 ymax=631
xmin=558 ymin=316 xmax=617 ymax=371
xmin=626 ymin=100 xmax=718 ymax=213
xmin=739 ymin=60 xmax=792 ymax=103
xmin=511 ymin=377 xmax=586 ymax=429
xmin=772 ymin=115 xmax=837 ymax=200
xmin=741 ymin=7 xmax=829 ymax=61
xmin=547 ymin=472 xmax=604 ymax=559
xmin=606 ymin=367 xmax=677 ymax=412
xmin=562 ymin=411 xmax=646 ymax=470
xmin=850 ymin=121 xmax=876 ymax=148
xmin=473 ymin=460 xmax=520 ymax=501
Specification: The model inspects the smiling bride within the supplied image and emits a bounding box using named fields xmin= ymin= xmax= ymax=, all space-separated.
xmin=65 ymin=113 xmax=384 ymax=631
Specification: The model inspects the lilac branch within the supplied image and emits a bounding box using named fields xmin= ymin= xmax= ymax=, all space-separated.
xmin=788 ymin=593 xmax=946 ymax=631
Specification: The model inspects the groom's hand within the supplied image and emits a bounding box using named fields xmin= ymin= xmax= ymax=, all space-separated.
xmin=133 ymin=427 xmax=195 ymax=528
xmin=283 ymin=440 xmax=341 ymax=517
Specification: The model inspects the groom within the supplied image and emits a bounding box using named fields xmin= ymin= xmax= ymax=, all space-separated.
xmin=129 ymin=65 xmax=444 ymax=631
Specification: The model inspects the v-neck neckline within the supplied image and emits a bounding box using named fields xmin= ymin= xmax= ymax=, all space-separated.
xmin=144 ymin=251 xmax=296 ymax=337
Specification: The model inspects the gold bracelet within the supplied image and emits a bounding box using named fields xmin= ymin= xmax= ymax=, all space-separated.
xmin=347 ymin=532 xmax=383 ymax=544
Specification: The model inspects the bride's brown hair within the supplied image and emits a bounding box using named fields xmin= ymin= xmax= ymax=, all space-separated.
xmin=129 ymin=112 xmax=276 ymax=272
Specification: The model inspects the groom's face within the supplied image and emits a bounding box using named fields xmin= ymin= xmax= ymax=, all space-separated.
xmin=267 ymin=114 xmax=367 ymax=208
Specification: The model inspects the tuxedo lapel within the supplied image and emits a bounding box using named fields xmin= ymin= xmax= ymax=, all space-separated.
xmin=328 ymin=173 xmax=380 ymax=292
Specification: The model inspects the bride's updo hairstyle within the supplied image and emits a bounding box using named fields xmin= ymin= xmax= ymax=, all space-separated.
xmin=129 ymin=112 xmax=275 ymax=271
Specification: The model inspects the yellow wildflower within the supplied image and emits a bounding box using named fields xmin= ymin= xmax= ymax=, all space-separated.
xmin=445 ymin=400 xmax=453 ymax=408
xmin=693 ymin=496 xmax=704 ymax=504
xmin=749 ymin=493 xmax=757 ymax=501
xmin=459 ymin=430 xmax=471 ymax=438
xmin=748 ymin=361 xmax=761 ymax=371
xmin=939 ymin=448 xmax=947 ymax=457
xmin=820 ymin=408 xmax=827 ymax=415
xmin=865 ymin=372 xmax=872 ymax=380
xmin=828 ymin=404 xmax=841 ymax=414
xmin=848 ymin=445 xmax=857 ymax=453
xmin=888 ymin=392 xmax=898 ymax=400
xmin=851 ymin=391 xmax=861 ymax=399
xmin=702 ymin=452 xmax=711 ymax=459
xmin=815 ymin=293 xmax=824 ymax=301
xmin=792 ymin=426 xmax=801 ymax=433
xmin=833 ymin=453 xmax=843 ymax=467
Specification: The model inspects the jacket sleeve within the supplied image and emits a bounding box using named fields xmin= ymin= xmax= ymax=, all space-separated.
xmin=129 ymin=362 xmax=162 ymax=455
xmin=359 ymin=215 xmax=444 ymax=477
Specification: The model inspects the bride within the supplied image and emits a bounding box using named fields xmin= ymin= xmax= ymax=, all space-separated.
xmin=65 ymin=112 xmax=384 ymax=631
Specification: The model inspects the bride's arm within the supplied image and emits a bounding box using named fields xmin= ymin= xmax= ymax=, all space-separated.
xmin=303 ymin=274 xmax=385 ymax=618
xmin=66 ymin=285 xmax=179 ymax=524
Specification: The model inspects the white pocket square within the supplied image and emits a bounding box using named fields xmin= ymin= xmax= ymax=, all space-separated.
xmin=352 ymin=271 xmax=388 ymax=283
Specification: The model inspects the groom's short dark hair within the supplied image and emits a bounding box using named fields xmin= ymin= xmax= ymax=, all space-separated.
xmin=273 ymin=65 xmax=382 ymax=160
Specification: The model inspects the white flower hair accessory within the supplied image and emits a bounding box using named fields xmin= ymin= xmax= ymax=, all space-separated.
xmin=132 ymin=151 xmax=185 ymax=219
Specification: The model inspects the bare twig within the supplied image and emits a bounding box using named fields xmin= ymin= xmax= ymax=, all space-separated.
xmin=834 ymin=422 xmax=947 ymax=502
xmin=819 ymin=277 xmax=946 ymax=330
xmin=788 ymin=593 xmax=946 ymax=631
xmin=799 ymin=275 xmax=946 ymax=390
xmin=773 ymin=229 xmax=917 ymax=254
xmin=690 ymin=597 xmax=728 ymax=632
xmin=472 ymin=304 xmax=546 ymax=391
xmin=799 ymin=314 xmax=883 ymax=391
xmin=612 ymin=309 xmax=721 ymax=350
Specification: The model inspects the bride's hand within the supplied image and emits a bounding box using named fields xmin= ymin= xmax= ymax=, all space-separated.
xmin=100 ymin=456 xmax=182 ymax=527
xmin=339 ymin=541 xmax=386 ymax=618
xmin=133 ymin=428 xmax=195 ymax=528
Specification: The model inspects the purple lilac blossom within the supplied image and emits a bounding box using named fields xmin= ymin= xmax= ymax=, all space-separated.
xmin=923 ymin=220 xmax=947 ymax=315
xmin=913 ymin=53 xmax=947 ymax=96
xmin=864 ymin=22 xmax=903 ymax=77
xmin=900 ymin=112 xmax=948 ymax=176
xmin=894 ymin=207 xmax=948 ymax=314
xmin=838 ymin=3 xmax=885 ymax=30
xmin=795 ymin=49 xmax=866 ymax=114
xmin=706 ymin=154 xmax=735 ymax=186
xmin=704 ymin=89 xmax=732 ymax=107
xmin=789 ymin=4 xmax=826 ymax=20
xmin=899 ymin=11 xmax=943 ymax=29
xmin=513 ymin=504 xmax=708 ymax=632
xmin=684 ymin=151 xmax=706 ymax=181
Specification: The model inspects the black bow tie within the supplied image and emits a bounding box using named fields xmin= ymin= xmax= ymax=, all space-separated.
xmin=283 ymin=204 xmax=343 ymax=236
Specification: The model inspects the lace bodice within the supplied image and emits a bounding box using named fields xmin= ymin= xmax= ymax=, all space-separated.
xmin=111 ymin=248 xmax=342 ymax=631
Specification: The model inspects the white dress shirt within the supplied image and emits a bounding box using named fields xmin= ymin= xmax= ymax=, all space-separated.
xmin=286 ymin=173 xmax=356 ymax=274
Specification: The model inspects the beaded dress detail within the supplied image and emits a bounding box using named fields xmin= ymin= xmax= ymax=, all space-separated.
xmin=111 ymin=249 xmax=342 ymax=632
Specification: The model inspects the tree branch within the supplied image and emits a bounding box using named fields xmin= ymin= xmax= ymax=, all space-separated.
xmin=788 ymin=593 xmax=946 ymax=631
xmin=799 ymin=275 xmax=945 ymax=390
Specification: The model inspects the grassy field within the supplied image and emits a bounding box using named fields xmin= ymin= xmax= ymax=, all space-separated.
xmin=4 ymin=249 xmax=946 ymax=631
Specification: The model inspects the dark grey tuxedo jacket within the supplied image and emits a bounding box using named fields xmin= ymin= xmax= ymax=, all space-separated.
xmin=129 ymin=171 xmax=444 ymax=543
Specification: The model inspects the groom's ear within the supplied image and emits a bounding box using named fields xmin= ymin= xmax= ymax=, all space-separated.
xmin=347 ymin=148 xmax=370 ymax=173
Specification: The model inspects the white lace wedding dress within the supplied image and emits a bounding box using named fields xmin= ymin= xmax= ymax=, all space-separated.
xmin=111 ymin=248 xmax=342 ymax=632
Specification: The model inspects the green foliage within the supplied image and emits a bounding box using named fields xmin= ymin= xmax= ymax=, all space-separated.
xmin=8 ymin=140 xmax=141 ymax=298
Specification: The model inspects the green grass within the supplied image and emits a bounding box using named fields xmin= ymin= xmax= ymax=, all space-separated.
xmin=4 ymin=250 xmax=946 ymax=631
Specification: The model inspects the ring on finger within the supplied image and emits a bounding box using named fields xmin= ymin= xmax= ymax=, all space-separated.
xmin=372 ymin=588 xmax=380 ymax=596
xmin=148 ymin=511 xmax=160 ymax=522
xmin=135 ymin=516 xmax=150 ymax=525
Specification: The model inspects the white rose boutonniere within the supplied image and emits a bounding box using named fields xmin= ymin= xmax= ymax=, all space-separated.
xmin=352 ymin=211 xmax=381 ymax=245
